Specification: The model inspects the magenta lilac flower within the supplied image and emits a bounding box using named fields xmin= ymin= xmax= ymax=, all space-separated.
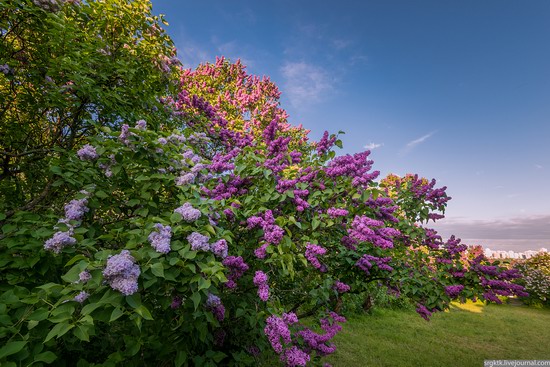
xmin=174 ymin=202 xmax=201 ymax=222
xmin=264 ymin=315 xmax=292 ymax=354
xmin=415 ymin=304 xmax=432 ymax=321
xmin=281 ymin=346 xmax=310 ymax=367
xmin=348 ymin=215 xmax=399 ymax=249
xmin=327 ymin=208 xmax=348 ymax=218
xmin=333 ymin=281 xmax=351 ymax=293
xmin=44 ymin=231 xmax=77 ymax=253
xmin=187 ymin=232 xmax=210 ymax=252
xmin=254 ymin=243 xmax=269 ymax=259
xmin=254 ymin=270 xmax=270 ymax=301
xmin=77 ymin=144 xmax=99 ymax=161
xmin=356 ymin=255 xmax=393 ymax=275
xmin=295 ymin=312 xmax=346 ymax=357
xmin=305 ymin=244 xmax=327 ymax=272
xmin=148 ymin=223 xmax=172 ymax=254
xmin=102 ymin=250 xmax=140 ymax=296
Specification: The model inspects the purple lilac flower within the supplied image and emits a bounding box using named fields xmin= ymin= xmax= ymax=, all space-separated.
xmin=44 ymin=231 xmax=77 ymax=253
xmin=77 ymin=144 xmax=99 ymax=161
xmin=325 ymin=151 xmax=380 ymax=187
xmin=119 ymin=124 xmax=131 ymax=145
xmin=135 ymin=119 xmax=147 ymax=130
xmin=348 ymin=215 xmax=399 ymax=249
xmin=206 ymin=293 xmax=225 ymax=321
xmin=264 ymin=315 xmax=292 ymax=354
xmin=79 ymin=270 xmax=91 ymax=283
xmin=316 ymin=131 xmax=337 ymax=156
xmin=355 ymin=255 xmax=394 ymax=275
xmin=174 ymin=202 xmax=201 ymax=222
xmin=305 ymin=244 xmax=327 ymax=272
xmin=148 ymin=224 xmax=172 ymax=254
xmin=327 ymin=208 xmax=349 ymax=218
xmin=171 ymin=296 xmax=182 ymax=309
xmin=254 ymin=271 xmax=270 ymax=301
xmin=416 ymin=304 xmax=432 ymax=321
xmin=222 ymin=256 xmax=249 ymax=288
xmin=333 ymin=281 xmax=351 ymax=293
xmin=281 ymin=346 xmax=310 ymax=367
xmin=295 ymin=312 xmax=346 ymax=357
xmin=187 ymin=232 xmax=210 ymax=252
xmin=254 ymin=243 xmax=269 ymax=259
xmin=445 ymin=285 xmax=464 ymax=298
xmin=102 ymin=250 xmax=140 ymax=296
xmin=158 ymin=137 xmax=168 ymax=145
xmin=74 ymin=291 xmax=89 ymax=303
xmin=210 ymin=239 xmax=228 ymax=259
xmin=175 ymin=172 xmax=195 ymax=186
xmin=64 ymin=198 xmax=89 ymax=221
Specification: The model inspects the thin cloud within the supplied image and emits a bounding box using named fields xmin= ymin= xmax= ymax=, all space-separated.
xmin=280 ymin=61 xmax=333 ymax=107
xmin=535 ymin=164 xmax=543 ymax=169
xmin=364 ymin=142 xmax=383 ymax=150
xmin=406 ymin=132 xmax=435 ymax=149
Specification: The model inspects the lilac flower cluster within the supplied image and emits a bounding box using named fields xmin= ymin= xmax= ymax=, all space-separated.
xmin=444 ymin=235 xmax=467 ymax=255
xmin=174 ymin=202 xmax=201 ymax=222
xmin=295 ymin=312 xmax=346 ymax=357
xmin=408 ymin=174 xmax=451 ymax=208
xmin=364 ymin=196 xmax=399 ymax=223
xmin=246 ymin=210 xmax=285 ymax=245
xmin=281 ymin=346 xmax=310 ymax=367
xmin=341 ymin=235 xmax=358 ymax=251
xmin=348 ymin=215 xmax=400 ymax=249
xmin=78 ymin=270 xmax=91 ymax=283
xmin=206 ymin=293 xmax=225 ymax=321
xmin=355 ymin=255 xmax=394 ymax=275
xmin=222 ymin=256 xmax=249 ymax=288
xmin=264 ymin=313 xmax=296 ymax=354
xmin=175 ymin=172 xmax=195 ymax=186
xmin=102 ymin=250 xmax=140 ymax=296
xmin=254 ymin=243 xmax=269 ymax=259
xmin=64 ymin=198 xmax=89 ymax=221
xmin=211 ymin=239 xmax=228 ymax=259
xmin=148 ymin=224 xmax=172 ymax=253
xmin=44 ymin=231 xmax=77 ymax=253
xmin=422 ymin=228 xmax=443 ymax=249
xmin=202 ymin=175 xmax=249 ymax=200
xmin=333 ymin=281 xmax=351 ymax=293
xmin=77 ymin=144 xmax=99 ymax=161
xmin=316 ymin=131 xmax=337 ymax=156
xmin=416 ymin=304 xmax=432 ymax=321
xmin=187 ymin=232 xmax=210 ymax=252
xmin=253 ymin=271 xmax=270 ymax=301
xmin=119 ymin=124 xmax=131 ymax=145
xmin=209 ymin=148 xmax=240 ymax=173
xmin=135 ymin=119 xmax=147 ymax=130
xmin=74 ymin=291 xmax=89 ymax=303
xmin=99 ymin=154 xmax=116 ymax=177
xmin=305 ymin=244 xmax=327 ymax=272
xmin=326 ymin=208 xmax=348 ymax=218
xmin=325 ymin=151 xmax=380 ymax=187
xmin=171 ymin=295 xmax=182 ymax=309
xmin=445 ymin=285 xmax=464 ymax=298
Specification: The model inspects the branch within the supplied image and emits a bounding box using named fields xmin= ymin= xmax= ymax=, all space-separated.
xmin=3 ymin=181 xmax=53 ymax=220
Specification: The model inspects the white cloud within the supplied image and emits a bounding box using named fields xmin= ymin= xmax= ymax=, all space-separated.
xmin=364 ymin=142 xmax=383 ymax=150
xmin=405 ymin=131 xmax=435 ymax=149
xmin=280 ymin=61 xmax=333 ymax=107
xmin=535 ymin=164 xmax=543 ymax=169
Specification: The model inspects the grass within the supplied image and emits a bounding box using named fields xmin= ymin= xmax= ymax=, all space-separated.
xmin=325 ymin=302 xmax=550 ymax=367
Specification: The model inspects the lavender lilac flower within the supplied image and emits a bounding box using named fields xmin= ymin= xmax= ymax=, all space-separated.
xmin=79 ymin=270 xmax=91 ymax=283
xmin=74 ymin=291 xmax=89 ymax=303
xmin=77 ymin=144 xmax=99 ymax=161
xmin=148 ymin=223 xmax=172 ymax=253
xmin=187 ymin=232 xmax=210 ymax=252
xmin=44 ymin=231 xmax=77 ymax=253
xmin=102 ymin=250 xmax=140 ymax=296
xmin=174 ymin=202 xmax=201 ymax=222
xmin=210 ymin=239 xmax=228 ymax=259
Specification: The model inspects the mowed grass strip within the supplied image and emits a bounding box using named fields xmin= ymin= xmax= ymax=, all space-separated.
xmin=326 ymin=302 xmax=550 ymax=367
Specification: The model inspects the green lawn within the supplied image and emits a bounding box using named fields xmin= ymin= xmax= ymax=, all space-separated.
xmin=325 ymin=302 xmax=550 ymax=367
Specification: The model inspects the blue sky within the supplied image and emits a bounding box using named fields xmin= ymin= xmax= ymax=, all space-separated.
xmin=151 ymin=0 xmax=550 ymax=251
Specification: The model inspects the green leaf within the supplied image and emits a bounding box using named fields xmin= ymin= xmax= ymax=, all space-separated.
xmin=0 ymin=341 xmax=27 ymax=359
xmin=73 ymin=325 xmax=90 ymax=342
xmin=44 ymin=322 xmax=74 ymax=342
xmin=175 ymin=351 xmax=187 ymax=367
xmin=150 ymin=262 xmax=165 ymax=278
xmin=312 ymin=218 xmax=321 ymax=230
xmin=170 ymin=212 xmax=182 ymax=223
xmin=134 ymin=305 xmax=153 ymax=320
xmin=198 ymin=278 xmax=211 ymax=291
xmin=34 ymin=351 xmax=57 ymax=364
xmin=190 ymin=292 xmax=201 ymax=311
xmin=96 ymin=190 xmax=108 ymax=199
xmin=110 ymin=308 xmax=124 ymax=322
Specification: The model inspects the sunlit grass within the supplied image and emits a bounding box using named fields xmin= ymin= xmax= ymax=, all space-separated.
xmin=326 ymin=302 xmax=550 ymax=367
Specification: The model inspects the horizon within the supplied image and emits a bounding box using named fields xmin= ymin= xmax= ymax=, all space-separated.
xmin=151 ymin=0 xmax=550 ymax=251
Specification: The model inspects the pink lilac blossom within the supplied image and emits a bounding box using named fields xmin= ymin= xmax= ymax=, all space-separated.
xmin=74 ymin=291 xmax=89 ymax=303
xmin=77 ymin=144 xmax=99 ymax=161
xmin=44 ymin=231 xmax=77 ymax=253
xmin=253 ymin=271 xmax=270 ymax=301
xmin=148 ymin=224 xmax=172 ymax=254
xmin=305 ymin=244 xmax=327 ymax=272
xmin=187 ymin=232 xmax=210 ymax=252
xmin=174 ymin=202 xmax=201 ymax=222
xmin=222 ymin=256 xmax=249 ymax=288
xmin=102 ymin=250 xmax=140 ymax=296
